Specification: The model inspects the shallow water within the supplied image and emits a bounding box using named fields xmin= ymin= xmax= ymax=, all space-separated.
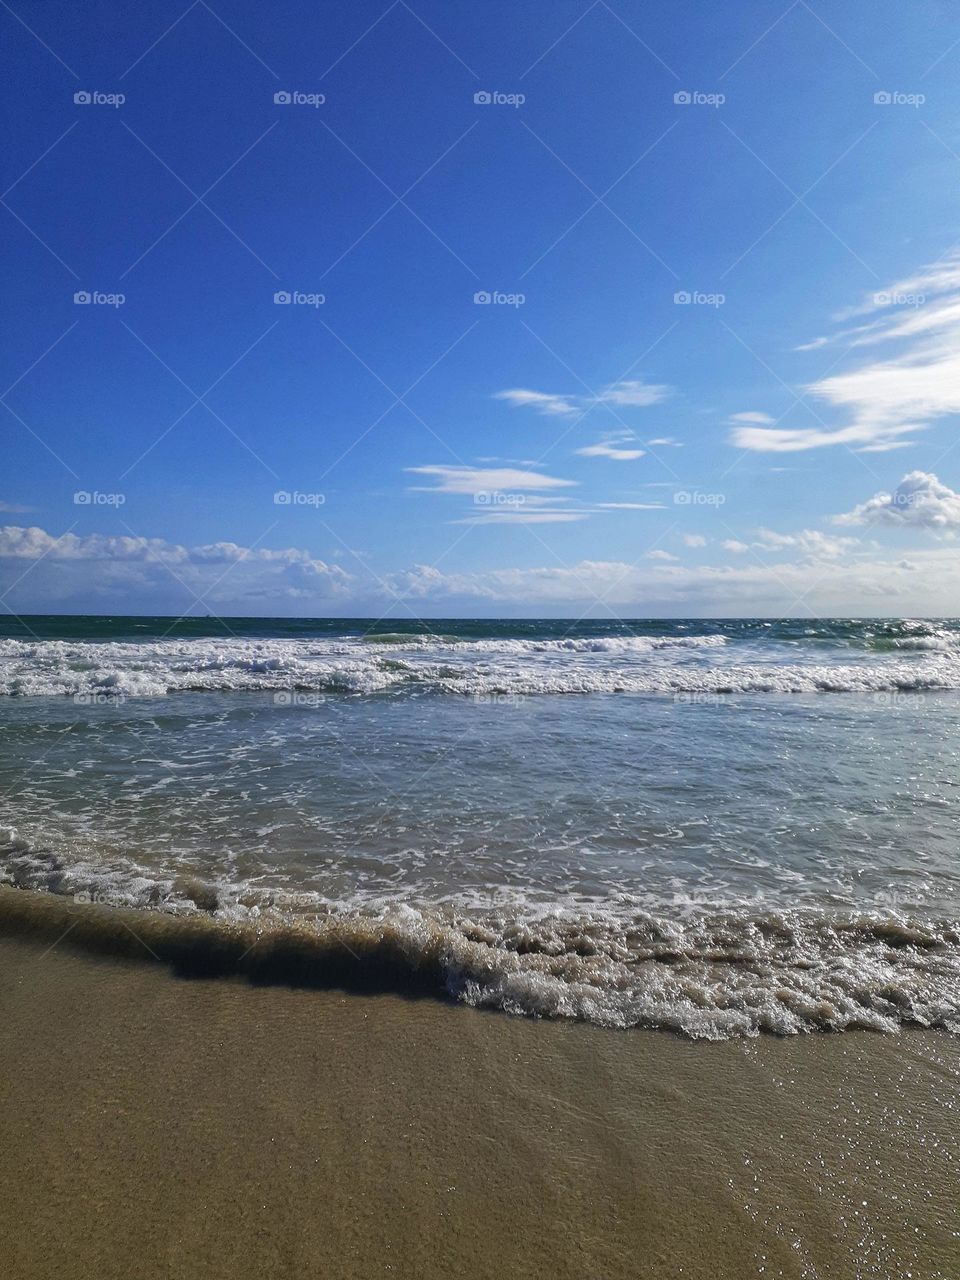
xmin=3 ymin=615 xmax=960 ymax=1036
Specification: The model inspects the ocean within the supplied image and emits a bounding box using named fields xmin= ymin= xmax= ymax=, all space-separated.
xmin=3 ymin=614 xmax=960 ymax=1039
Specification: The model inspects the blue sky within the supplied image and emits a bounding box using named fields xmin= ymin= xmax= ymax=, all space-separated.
xmin=4 ymin=0 xmax=960 ymax=616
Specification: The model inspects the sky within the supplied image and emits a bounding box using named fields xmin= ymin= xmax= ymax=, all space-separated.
xmin=3 ymin=0 xmax=960 ymax=617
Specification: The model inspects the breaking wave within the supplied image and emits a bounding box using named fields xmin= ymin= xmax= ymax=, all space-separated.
xmin=3 ymin=831 xmax=959 ymax=1040
xmin=1 ymin=633 xmax=960 ymax=698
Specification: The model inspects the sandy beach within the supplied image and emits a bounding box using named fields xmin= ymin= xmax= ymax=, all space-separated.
xmin=1 ymin=889 xmax=958 ymax=1279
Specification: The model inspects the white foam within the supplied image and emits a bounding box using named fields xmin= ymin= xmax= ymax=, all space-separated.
xmin=3 ymin=828 xmax=959 ymax=1039
xmin=1 ymin=634 xmax=959 ymax=698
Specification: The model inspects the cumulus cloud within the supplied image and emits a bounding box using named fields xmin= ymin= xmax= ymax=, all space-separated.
xmin=731 ymin=253 xmax=960 ymax=453
xmin=7 ymin=522 xmax=960 ymax=615
xmin=382 ymin=551 xmax=956 ymax=614
xmin=0 ymin=524 xmax=351 ymax=609
xmin=833 ymin=470 xmax=960 ymax=530
xmin=683 ymin=534 xmax=707 ymax=547
xmin=647 ymin=549 xmax=678 ymax=561
xmin=495 ymin=379 xmax=670 ymax=418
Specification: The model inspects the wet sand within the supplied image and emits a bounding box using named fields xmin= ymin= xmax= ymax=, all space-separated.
xmin=1 ymin=900 xmax=959 ymax=1278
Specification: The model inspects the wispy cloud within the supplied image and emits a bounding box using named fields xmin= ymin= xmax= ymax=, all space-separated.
xmin=730 ymin=253 xmax=960 ymax=453
xmin=453 ymin=509 xmax=587 ymax=525
xmin=575 ymin=440 xmax=646 ymax=461
xmin=596 ymin=501 xmax=667 ymax=510
xmin=493 ymin=389 xmax=578 ymax=417
xmin=496 ymin=378 xmax=670 ymax=418
xmin=406 ymin=465 xmax=576 ymax=495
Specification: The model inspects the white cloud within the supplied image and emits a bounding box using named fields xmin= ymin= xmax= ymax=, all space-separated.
xmin=407 ymin=465 xmax=576 ymax=495
xmin=683 ymin=534 xmax=707 ymax=547
xmin=722 ymin=539 xmax=749 ymax=553
xmin=495 ymin=379 xmax=670 ymax=419
xmin=834 ymin=470 xmax=960 ymax=530
xmin=646 ymin=436 xmax=682 ymax=447
xmin=383 ymin=550 xmax=960 ymax=614
xmin=731 ymin=253 xmax=960 ymax=452
xmin=647 ymin=549 xmax=678 ymax=561
xmin=453 ymin=509 xmax=586 ymax=525
xmin=754 ymin=528 xmax=858 ymax=558
xmin=729 ymin=411 xmax=775 ymax=425
xmin=599 ymin=380 xmax=669 ymax=407
xmin=0 ymin=500 xmax=34 ymax=513
xmin=494 ymin=389 xmax=578 ymax=417
xmin=0 ymin=524 xmax=351 ymax=607
xmin=575 ymin=441 xmax=646 ymax=461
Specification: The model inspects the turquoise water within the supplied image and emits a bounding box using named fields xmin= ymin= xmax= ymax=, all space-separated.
xmin=2 ymin=616 xmax=960 ymax=1036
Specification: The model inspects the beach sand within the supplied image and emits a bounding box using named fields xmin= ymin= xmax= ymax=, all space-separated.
xmin=1 ymin=891 xmax=959 ymax=1279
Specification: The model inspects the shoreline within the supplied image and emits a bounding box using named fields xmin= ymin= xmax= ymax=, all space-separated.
xmin=2 ymin=910 xmax=959 ymax=1277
